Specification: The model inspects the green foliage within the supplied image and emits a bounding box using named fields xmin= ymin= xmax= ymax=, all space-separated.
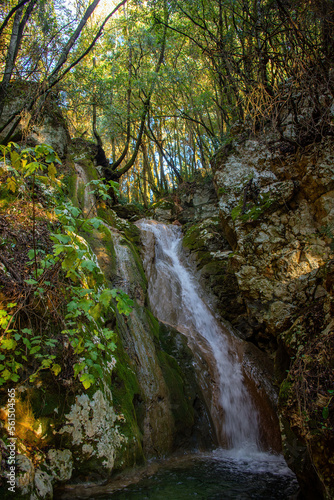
xmin=87 ymin=179 xmax=120 ymax=200
xmin=0 ymin=144 xmax=134 ymax=390
xmin=0 ymin=142 xmax=61 ymax=194
xmin=231 ymin=192 xmax=272 ymax=222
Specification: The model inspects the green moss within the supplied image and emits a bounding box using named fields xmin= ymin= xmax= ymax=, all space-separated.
xmin=157 ymin=350 xmax=195 ymax=432
xmin=146 ymin=309 xmax=161 ymax=342
xmin=151 ymin=199 xmax=175 ymax=210
xmin=97 ymin=206 xmax=141 ymax=244
xmin=279 ymin=379 xmax=292 ymax=404
xmin=111 ymin=340 xmax=145 ymax=468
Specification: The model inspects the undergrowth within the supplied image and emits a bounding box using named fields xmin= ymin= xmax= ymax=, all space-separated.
xmin=0 ymin=142 xmax=133 ymax=390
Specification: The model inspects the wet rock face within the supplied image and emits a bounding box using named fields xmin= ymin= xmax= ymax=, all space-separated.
xmin=211 ymin=135 xmax=334 ymax=499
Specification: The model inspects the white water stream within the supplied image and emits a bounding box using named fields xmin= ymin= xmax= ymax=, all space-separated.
xmin=137 ymin=220 xmax=261 ymax=451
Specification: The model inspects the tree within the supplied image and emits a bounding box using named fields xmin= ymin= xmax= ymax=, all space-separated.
xmin=0 ymin=0 xmax=127 ymax=142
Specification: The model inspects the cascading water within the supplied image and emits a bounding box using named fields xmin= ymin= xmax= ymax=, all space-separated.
xmin=62 ymin=170 xmax=298 ymax=500
xmin=137 ymin=219 xmax=260 ymax=451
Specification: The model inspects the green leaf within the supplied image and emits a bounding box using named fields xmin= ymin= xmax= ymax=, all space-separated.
xmin=1 ymin=338 xmax=17 ymax=350
xmin=67 ymin=301 xmax=78 ymax=312
xmin=79 ymin=373 xmax=95 ymax=390
xmin=89 ymin=218 xmax=103 ymax=229
xmin=29 ymin=346 xmax=41 ymax=355
xmin=89 ymin=351 xmax=98 ymax=361
xmin=52 ymin=233 xmax=71 ymax=244
xmin=22 ymin=328 xmax=32 ymax=335
xmin=93 ymin=364 xmax=103 ymax=377
xmin=29 ymin=373 xmax=38 ymax=382
xmin=10 ymin=151 xmax=21 ymax=169
xmin=24 ymin=161 xmax=42 ymax=176
xmin=103 ymin=329 xmax=114 ymax=340
xmin=41 ymin=358 xmax=53 ymax=369
xmin=81 ymin=259 xmax=97 ymax=272
xmin=25 ymin=278 xmax=38 ymax=286
xmin=2 ymin=369 xmax=12 ymax=380
xmin=73 ymin=362 xmax=85 ymax=377
xmin=28 ymin=249 xmax=35 ymax=260
xmin=322 ymin=407 xmax=329 ymax=419
xmin=99 ymin=289 xmax=113 ymax=307
xmin=78 ymin=299 xmax=94 ymax=312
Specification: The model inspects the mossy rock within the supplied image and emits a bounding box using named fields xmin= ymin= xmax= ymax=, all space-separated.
xmin=112 ymin=203 xmax=145 ymax=221
xmin=110 ymin=341 xmax=145 ymax=470
xmin=151 ymin=199 xmax=175 ymax=210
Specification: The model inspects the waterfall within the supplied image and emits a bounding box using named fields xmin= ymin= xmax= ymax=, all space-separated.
xmin=137 ymin=220 xmax=260 ymax=451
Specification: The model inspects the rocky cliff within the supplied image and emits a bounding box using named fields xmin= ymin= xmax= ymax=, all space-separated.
xmin=0 ymin=142 xmax=213 ymax=499
xmin=156 ymin=134 xmax=334 ymax=499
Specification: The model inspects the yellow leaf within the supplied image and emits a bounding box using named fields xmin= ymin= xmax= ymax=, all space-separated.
xmin=51 ymin=364 xmax=61 ymax=376
xmin=48 ymin=163 xmax=57 ymax=182
xmin=6 ymin=177 xmax=17 ymax=193
xmin=10 ymin=151 xmax=20 ymax=170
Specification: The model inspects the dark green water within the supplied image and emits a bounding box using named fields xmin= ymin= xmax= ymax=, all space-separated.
xmin=98 ymin=449 xmax=299 ymax=500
